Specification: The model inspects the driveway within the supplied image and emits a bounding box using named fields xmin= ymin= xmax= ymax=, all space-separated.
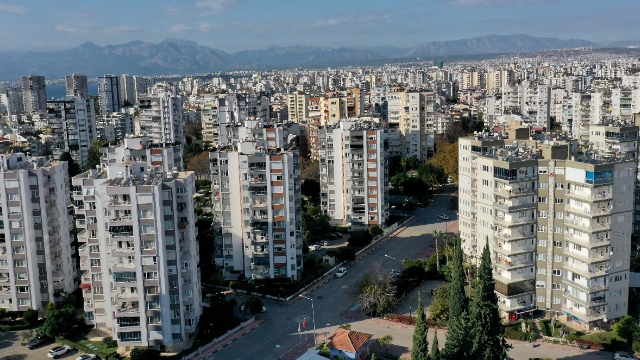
xmin=0 ymin=330 xmax=97 ymax=360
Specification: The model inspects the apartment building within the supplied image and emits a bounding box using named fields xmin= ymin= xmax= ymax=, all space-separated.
xmin=210 ymin=142 xmax=302 ymax=281
xmin=46 ymin=96 xmax=98 ymax=168
xmin=288 ymin=91 xmax=308 ymax=122
xmin=0 ymin=154 xmax=76 ymax=314
xmin=137 ymin=91 xmax=185 ymax=146
xmin=201 ymin=94 xmax=270 ymax=147
xmin=98 ymin=112 xmax=135 ymax=142
xmin=65 ymin=73 xmax=89 ymax=99
xmin=318 ymin=121 xmax=389 ymax=231
xmin=386 ymin=88 xmax=435 ymax=161
xmin=458 ymin=127 xmax=634 ymax=330
xmin=72 ymin=165 xmax=201 ymax=350
xmin=119 ymin=75 xmax=137 ymax=107
xmin=99 ymin=136 xmax=183 ymax=172
xmin=98 ymin=75 xmax=121 ymax=114
xmin=22 ymin=74 xmax=46 ymax=113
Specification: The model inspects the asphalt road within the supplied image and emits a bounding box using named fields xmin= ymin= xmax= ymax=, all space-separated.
xmin=211 ymin=185 xmax=458 ymax=360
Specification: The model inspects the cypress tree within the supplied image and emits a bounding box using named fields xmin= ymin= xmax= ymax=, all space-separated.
xmin=469 ymin=243 xmax=512 ymax=360
xmin=443 ymin=237 xmax=470 ymax=359
xmin=430 ymin=328 xmax=440 ymax=360
xmin=412 ymin=293 xmax=429 ymax=360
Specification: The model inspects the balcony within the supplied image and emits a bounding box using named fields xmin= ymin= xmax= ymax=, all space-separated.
xmin=562 ymin=277 xmax=608 ymax=293
xmin=116 ymin=303 xmax=140 ymax=315
xmin=493 ymin=215 xmax=536 ymax=227
xmin=494 ymin=256 xmax=535 ymax=269
xmin=561 ymin=306 xmax=607 ymax=322
xmin=564 ymin=262 xmax=609 ymax=278
xmin=565 ymin=188 xmax=612 ymax=201
xmin=491 ymin=241 xmax=536 ymax=256
xmin=564 ymin=217 xmax=610 ymax=233
xmin=564 ymin=249 xmax=610 ymax=264
xmin=565 ymin=204 xmax=612 ymax=217
xmin=563 ymin=291 xmax=607 ymax=308
xmin=493 ymin=186 xmax=537 ymax=198
xmin=564 ymin=232 xmax=610 ymax=249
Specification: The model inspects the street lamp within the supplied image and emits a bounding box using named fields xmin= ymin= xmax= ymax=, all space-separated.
xmin=299 ymin=295 xmax=317 ymax=346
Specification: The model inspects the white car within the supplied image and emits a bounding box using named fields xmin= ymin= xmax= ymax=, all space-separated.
xmin=76 ymin=355 xmax=97 ymax=360
xmin=317 ymin=240 xmax=329 ymax=246
xmin=335 ymin=267 xmax=348 ymax=278
xmin=614 ymin=352 xmax=636 ymax=360
xmin=308 ymin=244 xmax=321 ymax=251
xmin=390 ymin=269 xmax=402 ymax=276
xmin=48 ymin=345 xmax=72 ymax=358
xmin=438 ymin=214 xmax=449 ymax=220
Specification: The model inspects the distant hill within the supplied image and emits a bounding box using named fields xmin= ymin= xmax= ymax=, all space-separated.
xmin=0 ymin=35 xmax=607 ymax=80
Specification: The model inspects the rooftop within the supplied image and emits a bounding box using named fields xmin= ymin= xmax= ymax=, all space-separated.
xmin=327 ymin=328 xmax=372 ymax=353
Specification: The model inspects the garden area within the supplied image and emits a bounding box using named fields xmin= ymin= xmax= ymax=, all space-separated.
xmin=503 ymin=320 xmax=535 ymax=341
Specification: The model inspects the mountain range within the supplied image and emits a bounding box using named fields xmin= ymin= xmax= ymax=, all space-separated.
xmin=0 ymin=34 xmax=635 ymax=80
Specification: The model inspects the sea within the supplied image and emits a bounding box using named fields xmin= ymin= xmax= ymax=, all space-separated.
xmin=46 ymin=83 xmax=99 ymax=99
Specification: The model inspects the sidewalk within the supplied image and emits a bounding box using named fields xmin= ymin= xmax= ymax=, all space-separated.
xmin=191 ymin=319 xmax=264 ymax=360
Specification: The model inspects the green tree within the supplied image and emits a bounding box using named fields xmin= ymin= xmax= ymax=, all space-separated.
xmin=130 ymin=348 xmax=162 ymax=360
xmin=40 ymin=305 xmax=76 ymax=338
xmin=428 ymin=284 xmax=450 ymax=323
xmin=59 ymin=152 xmax=82 ymax=178
xmin=186 ymin=151 xmax=210 ymax=180
xmin=430 ymin=328 xmax=441 ymax=360
xmin=302 ymin=205 xmax=331 ymax=244
xmin=22 ymin=308 xmax=38 ymax=325
xmin=469 ymin=243 xmax=511 ymax=360
xmin=348 ymin=231 xmax=373 ymax=248
xmin=369 ymin=225 xmax=383 ymax=237
xmin=377 ymin=334 xmax=393 ymax=354
xmin=443 ymin=239 xmax=470 ymax=359
xmin=44 ymin=301 xmax=56 ymax=315
xmin=613 ymin=315 xmax=640 ymax=346
xmin=412 ymin=293 xmax=429 ymax=360
xmin=0 ymin=307 xmax=6 ymax=320
xmin=339 ymin=323 xmax=352 ymax=330
xmin=85 ymin=140 xmax=109 ymax=170
xmin=430 ymin=142 xmax=459 ymax=184
xmin=245 ymin=297 xmax=264 ymax=314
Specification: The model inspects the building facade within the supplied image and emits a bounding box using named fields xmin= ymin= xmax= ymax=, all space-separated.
xmin=22 ymin=74 xmax=46 ymax=113
xmin=99 ymin=75 xmax=121 ymax=114
xmin=137 ymin=91 xmax=185 ymax=146
xmin=47 ymin=96 xmax=98 ymax=168
xmin=65 ymin=73 xmax=89 ymax=99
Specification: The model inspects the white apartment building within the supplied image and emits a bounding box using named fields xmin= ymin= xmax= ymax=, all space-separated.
xmin=47 ymin=96 xmax=98 ymax=168
xmin=100 ymin=136 xmax=183 ymax=172
xmin=459 ymin=128 xmax=634 ymax=330
xmin=0 ymin=154 xmax=76 ymax=314
xmin=201 ymin=94 xmax=270 ymax=147
xmin=65 ymin=73 xmax=89 ymax=99
xmin=210 ymin=142 xmax=303 ymax=281
xmin=119 ymin=75 xmax=137 ymax=107
xmin=386 ymin=88 xmax=435 ymax=161
xmin=137 ymin=91 xmax=185 ymax=146
xmin=99 ymin=112 xmax=135 ymax=142
xmin=72 ymin=165 xmax=201 ymax=350
xmin=99 ymin=75 xmax=121 ymax=114
xmin=288 ymin=91 xmax=308 ymax=122
xmin=22 ymin=74 xmax=46 ymax=114
xmin=318 ymin=121 xmax=389 ymax=231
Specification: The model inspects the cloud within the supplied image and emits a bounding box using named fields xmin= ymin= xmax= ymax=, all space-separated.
xmin=168 ymin=22 xmax=221 ymax=33
xmin=103 ymin=26 xmax=141 ymax=35
xmin=309 ymin=13 xmax=392 ymax=28
xmin=196 ymin=0 xmax=237 ymax=15
xmin=0 ymin=3 xmax=28 ymax=14
xmin=54 ymin=23 xmax=96 ymax=33
xmin=447 ymin=0 xmax=546 ymax=6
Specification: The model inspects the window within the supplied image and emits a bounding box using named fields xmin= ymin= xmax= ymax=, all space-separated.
xmin=537 ymin=240 xmax=547 ymax=247
xmin=14 ymin=260 xmax=25 ymax=267
xmin=170 ymin=295 xmax=179 ymax=304
xmin=537 ymin=268 xmax=546 ymax=275
xmin=181 ymin=261 xmax=191 ymax=270
xmin=552 ymin=297 xmax=561 ymax=304
xmin=552 ymin=283 xmax=561 ymax=290
xmin=555 ymin=183 xmax=564 ymax=189
xmin=186 ymin=318 xmax=195 ymax=326
xmin=94 ymin=287 xmax=103 ymax=294
xmin=555 ymin=198 xmax=564 ymax=204
xmin=537 ymin=254 xmax=546 ymax=261
xmin=538 ymin=197 xmax=547 ymax=203
xmin=172 ymin=310 xmax=180 ymax=319
xmin=554 ymin=255 xmax=562 ymax=262
xmin=18 ymin=298 xmax=29 ymax=305
xmin=555 ymin=212 xmax=563 ymax=219
xmin=538 ymin=226 xmax=546 ymax=232
xmin=17 ymin=286 xmax=28 ymax=293
xmin=140 ymin=225 xmax=154 ymax=234
xmin=92 ymin=274 xmax=102 ymax=281
xmin=141 ymin=256 xmax=157 ymax=265
xmin=552 ymin=269 xmax=561 ymax=276
xmin=536 ymin=281 xmax=545 ymax=288
xmin=147 ymin=316 xmax=161 ymax=324
xmin=89 ymin=245 xmax=100 ymax=253
xmin=146 ymin=301 xmax=160 ymax=310
xmin=539 ymin=182 xmax=548 ymax=189
xmin=553 ymin=241 xmax=562 ymax=248
xmin=538 ymin=211 xmax=547 ymax=218
xmin=536 ymin=295 xmax=545 ymax=303
xmin=166 ymin=221 xmax=174 ymax=230
xmin=554 ymin=226 xmax=563 ymax=233
xmin=145 ymin=286 xmax=159 ymax=295
xmin=90 ymin=259 xmax=101 ymax=267
xmin=143 ymin=272 xmax=158 ymax=280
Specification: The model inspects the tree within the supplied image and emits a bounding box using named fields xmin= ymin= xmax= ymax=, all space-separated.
xmin=348 ymin=231 xmax=373 ymax=248
xmin=22 ymin=308 xmax=38 ymax=325
xmin=469 ymin=243 xmax=511 ymax=360
xmin=44 ymin=301 xmax=56 ymax=315
xmin=245 ymin=296 xmax=264 ymax=314
xmin=186 ymin=124 xmax=203 ymax=140
xmin=186 ymin=152 xmax=210 ymax=180
xmin=443 ymin=239 xmax=470 ymax=359
xmin=130 ymin=348 xmax=162 ymax=360
xmin=377 ymin=334 xmax=393 ymax=354
xmin=59 ymin=152 xmax=82 ymax=178
xmin=613 ymin=315 xmax=640 ymax=346
xmin=430 ymin=328 xmax=441 ymax=360
xmin=411 ymin=293 xmax=429 ymax=360
xmin=428 ymin=284 xmax=450 ymax=323
xmin=352 ymin=267 xmax=397 ymax=316
xmin=339 ymin=323 xmax=352 ymax=330
xmin=40 ymin=305 xmax=76 ymax=338
xmin=0 ymin=307 xmax=6 ymax=320
xmin=430 ymin=142 xmax=458 ymax=184
xmin=85 ymin=140 xmax=109 ymax=170
xmin=369 ymin=225 xmax=383 ymax=237
xmin=302 ymin=205 xmax=331 ymax=244
xmin=301 ymin=160 xmax=320 ymax=182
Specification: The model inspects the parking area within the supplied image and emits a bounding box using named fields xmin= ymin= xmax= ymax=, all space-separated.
xmin=0 ymin=330 xmax=98 ymax=360
xmin=306 ymin=233 xmax=348 ymax=258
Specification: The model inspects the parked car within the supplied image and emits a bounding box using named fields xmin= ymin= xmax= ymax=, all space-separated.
xmin=317 ymin=240 xmax=329 ymax=246
xmin=308 ymin=244 xmax=321 ymax=251
xmin=438 ymin=214 xmax=449 ymax=220
xmin=47 ymin=345 xmax=72 ymax=359
xmin=326 ymin=233 xmax=339 ymax=240
xmin=390 ymin=269 xmax=402 ymax=276
xmin=335 ymin=267 xmax=348 ymax=278
xmin=332 ymin=232 xmax=343 ymax=238
xmin=76 ymin=355 xmax=97 ymax=360
xmin=614 ymin=352 xmax=636 ymax=360
xmin=260 ymin=306 xmax=267 ymax=313
xmin=25 ymin=334 xmax=52 ymax=349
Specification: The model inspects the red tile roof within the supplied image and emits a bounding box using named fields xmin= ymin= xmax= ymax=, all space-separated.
xmin=328 ymin=328 xmax=372 ymax=353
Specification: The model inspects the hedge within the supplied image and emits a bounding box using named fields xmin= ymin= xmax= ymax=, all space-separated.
xmin=382 ymin=313 xmax=446 ymax=328
xmin=56 ymin=337 xmax=118 ymax=359
xmin=0 ymin=318 xmax=44 ymax=331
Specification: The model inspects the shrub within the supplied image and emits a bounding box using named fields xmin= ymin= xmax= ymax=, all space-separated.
xmin=575 ymin=339 xmax=604 ymax=350
xmin=130 ymin=347 xmax=162 ymax=360
xmin=22 ymin=308 xmax=38 ymax=325
xmin=383 ymin=313 xmax=415 ymax=326
xmin=102 ymin=336 xmax=118 ymax=348
xmin=503 ymin=326 xmax=532 ymax=341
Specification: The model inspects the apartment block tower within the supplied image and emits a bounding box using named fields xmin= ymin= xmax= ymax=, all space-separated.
xmin=288 ymin=91 xmax=308 ymax=122
xmin=318 ymin=121 xmax=389 ymax=231
xmin=65 ymin=73 xmax=89 ymax=99
xmin=458 ymin=127 xmax=634 ymax=330
xmin=98 ymin=75 xmax=121 ymax=114
xmin=0 ymin=154 xmax=76 ymax=314
xmin=385 ymin=88 xmax=435 ymax=161
xmin=22 ymin=74 xmax=46 ymax=113
xmin=210 ymin=141 xmax=303 ymax=281
xmin=100 ymin=136 xmax=184 ymax=172
xmin=47 ymin=96 xmax=98 ymax=168
xmin=72 ymin=164 xmax=201 ymax=350
xmin=137 ymin=91 xmax=185 ymax=145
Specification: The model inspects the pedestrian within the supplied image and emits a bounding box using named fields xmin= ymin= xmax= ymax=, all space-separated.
xmin=528 ymin=335 xmax=532 ymax=343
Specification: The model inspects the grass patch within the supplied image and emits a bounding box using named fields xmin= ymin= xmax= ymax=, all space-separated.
xmin=503 ymin=321 xmax=535 ymax=341
xmin=578 ymin=331 xmax=625 ymax=344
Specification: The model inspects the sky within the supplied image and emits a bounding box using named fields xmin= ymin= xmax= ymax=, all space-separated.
xmin=1 ymin=0 xmax=639 ymax=52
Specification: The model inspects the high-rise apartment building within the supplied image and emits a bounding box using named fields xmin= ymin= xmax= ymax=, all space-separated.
xmin=288 ymin=91 xmax=308 ymax=122
xmin=137 ymin=91 xmax=185 ymax=145
xmin=65 ymin=73 xmax=89 ymax=99
xmin=100 ymin=136 xmax=183 ymax=172
xmin=98 ymin=112 xmax=135 ymax=142
xmin=98 ymin=75 xmax=121 ymax=114
xmin=201 ymin=94 xmax=270 ymax=148
xmin=386 ymin=88 xmax=435 ymax=161
xmin=458 ymin=127 xmax=634 ymax=330
xmin=73 ymin=164 xmax=201 ymax=350
xmin=0 ymin=154 xmax=76 ymax=314
xmin=119 ymin=75 xmax=137 ymax=107
xmin=210 ymin=142 xmax=302 ymax=280
xmin=318 ymin=121 xmax=389 ymax=230
xmin=47 ymin=96 xmax=97 ymax=168
xmin=22 ymin=74 xmax=46 ymax=113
